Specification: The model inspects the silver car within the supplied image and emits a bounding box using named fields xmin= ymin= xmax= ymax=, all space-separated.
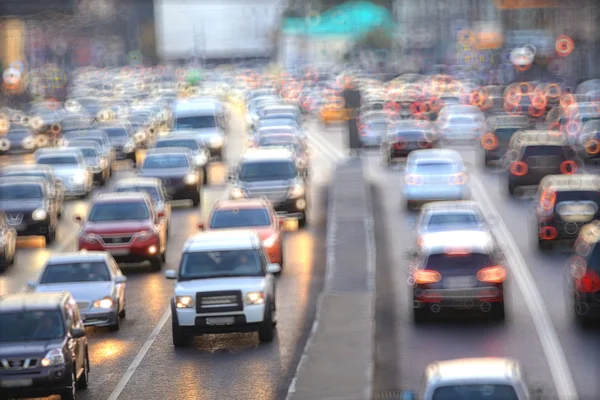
xmin=415 ymin=201 xmax=489 ymax=239
xmin=28 ymin=251 xmax=127 ymax=331
xmin=436 ymin=112 xmax=485 ymax=143
xmin=34 ymin=148 xmax=93 ymax=198
xmin=402 ymin=357 xmax=541 ymax=400
xmin=404 ymin=149 xmax=470 ymax=209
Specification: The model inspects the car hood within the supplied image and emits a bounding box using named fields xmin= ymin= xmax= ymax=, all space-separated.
xmin=239 ymin=179 xmax=295 ymax=190
xmin=49 ymin=166 xmax=84 ymax=178
xmin=0 ymin=199 xmax=44 ymax=211
xmin=35 ymin=282 xmax=114 ymax=301
xmin=0 ymin=339 xmax=64 ymax=358
xmin=82 ymin=220 xmax=153 ymax=234
xmin=139 ymin=168 xmax=191 ymax=178
xmin=175 ymin=276 xmax=266 ymax=293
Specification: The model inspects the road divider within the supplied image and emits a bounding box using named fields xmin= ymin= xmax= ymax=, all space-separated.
xmin=286 ymin=157 xmax=376 ymax=400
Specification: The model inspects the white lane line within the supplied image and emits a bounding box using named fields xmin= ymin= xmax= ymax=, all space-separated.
xmin=106 ymin=308 xmax=171 ymax=400
xmin=470 ymin=175 xmax=578 ymax=400
xmin=306 ymin=130 xmax=346 ymax=160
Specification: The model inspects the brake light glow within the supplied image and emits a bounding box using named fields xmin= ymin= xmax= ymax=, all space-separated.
xmin=539 ymin=226 xmax=558 ymax=240
xmin=560 ymin=160 xmax=577 ymax=175
xmin=481 ymin=133 xmax=498 ymax=150
xmin=449 ymin=172 xmax=468 ymax=185
xmin=414 ymin=270 xmax=442 ymax=284
xmin=509 ymin=161 xmax=528 ymax=176
xmin=394 ymin=139 xmax=408 ymax=150
xmin=540 ymin=189 xmax=556 ymax=211
xmin=405 ymin=174 xmax=424 ymax=185
xmin=576 ymin=270 xmax=600 ymax=293
xmin=444 ymin=247 xmax=472 ymax=255
xmin=477 ymin=265 xmax=507 ymax=283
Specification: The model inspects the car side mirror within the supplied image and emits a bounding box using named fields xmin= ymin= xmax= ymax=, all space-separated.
xmin=115 ymin=275 xmax=127 ymax=284
xmin=74 ymin=215 xmax=82 ymax=223
xmin=26 ymin=280 xmax=37 ymax=290
xmin=157 ymin=211 xmax=165 ymax=218
xmin=400 ymin=390 xmax=416 ymax=400
xmin=71 ymin=328 xmax=86 ymax=339
xmin=266 ymin=263 xmax=281 ymax=274
xmin=197 ymin=222 xmax=205 ymax=230
xmin=165 ymin=269 xmax=177 ymax=279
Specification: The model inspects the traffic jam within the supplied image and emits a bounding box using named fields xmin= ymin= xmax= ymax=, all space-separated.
xmin=0 ymin=63 xmax=598 ymax=399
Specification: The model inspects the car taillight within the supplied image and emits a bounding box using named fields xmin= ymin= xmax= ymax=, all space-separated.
xmin=394 ymin=139 xmax=408 ymax=149
xmin=539 ymin=226 xmax=558 ymax=240
xmin=414 ymin=270 xmax=441 ymax=284
xmin=584 ymin=139 xmax=600 ymax=155
xmin=509 ymin=161 xmax=528 ymax=176
xmin=481 ymin=133 xmax=498 ymax=150
xmin=477 ymin=265 xmax=507 ymax=283
xmin=449 ymin=172 xmax=468 ymax=185
xmin=405 ymin=174 xmax=424 ymax=185
xmin=417 ymin=139 xmax=431 ymax=149
xmin=560 ymin=160 xmax=577 ymax=175
xmin=576 ymin=270 xmax=600 ymax=293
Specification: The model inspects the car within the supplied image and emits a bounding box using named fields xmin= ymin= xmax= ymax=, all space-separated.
xmin=199 ymin=199 xmax=285 ymax=266
xmin=415 ymin=201 xmax=489 ymax=240
xmin=568 ymin=220 xmax=600 ymax=324
xmin=409 ymin=229 xmax=506 ymax=322
xmin=34 ymin=148 xmax=93 ymax=198
xmin=403 ymin=149 xmax=469 ymax=210
xmin=575 ymin=119 xmax=600 ymax=164
xmin=165 ymin=230 xmax=281 ymax=346
xmin=0 ymin=211 xmax=17 ymax=271
xmin=0 ymin=164 xmax=65 ymax=218
xmin=61 ymin=129 xmax=116 ymax=174
xmin=254 ymin=134 xmax=310 ymax=172
xmin=28 ymin=251 xmax=127 ymax=331
xmin=229 ymin=148 xmax=308 ymax=227
xmin=380 ymin=120 xmax=437 ymax=166
xmin=0 ymin=292 xmax=89 ymax=400
xmin=0 ymin=176 xmax=59 ymax=244
xmin=559 ymin=102 xmax=600 ymax=138
xmin=436 ymin=112 xmax=485 ymax=143
xmin=112 ymin=177 xmax=172 ymax=235
xmin=255 ymin=116 xmax=301 ymax=134
xmin=506 ymin=130 xmax=581 ymax=196
xmin=481 ymin=114 xmax=534 ymax=166
xmin=357 ymin=111 xmax=388 ymax=147
xmin=98 ymin=122 xmax=139 ymax=165
xmin=153 ymin=135 xmax=211 ymax=184
xmin=0 ymin=126 xmax=38 ymax=155
xmin=172 ymin=99 xmax=227 ymax=160
xmin=401 ymin=357 xmax=540 ymax=400
xmin=138 ymin=148 xmax=203 ymax=207
xmin=75 ymin=192 xmax=167 ymax=271
xmin=535 ymin=174 xmax=600 ymax=251
xmin=64 ymin=142 xmax=110 ymax=185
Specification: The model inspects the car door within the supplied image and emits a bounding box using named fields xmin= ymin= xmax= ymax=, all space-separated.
xmin=0 ymin=213 xmax=15 ymax=258
xmin=65 ymin=302 xmax=85 ymax=374
xmin=109 ymin=258 xmax=126 ymax=310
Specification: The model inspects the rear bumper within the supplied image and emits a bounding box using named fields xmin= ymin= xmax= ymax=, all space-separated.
xmin=0 ymin=366 xmax=72 ymax=398
xmin=403 ymin=185 xmax=468 ymax=202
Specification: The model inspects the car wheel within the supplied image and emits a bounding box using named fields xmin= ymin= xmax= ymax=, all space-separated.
xmin=258 ymin=301 xmax=275 ymax=343
xmin=491 ymin=302 xmax=505 ymax=321
xmin=108 ymin=313 xmax=120 ymax=332
xmin=413 ymin=306 xmax=428 ymax=324
xmin=44 ymin=226 xmax=56 ymax=245
xmin=161 ymin=247 xmax=167 ymax=263
xmin=202 ymin=167 xmax=209 ymax=185
xmin=172 ymin=318 xmax=189 ymax=347
xmin=508 ymin=182 xmax=515 ymax=195
xmin=298 ymin=213 xmax=307 ymax=228
xmin=76 ymin=353 xmax=89 ymax=390
xmin=61 ymin=369 xmax=77 ymax=400
xmin=191 ymin=192 xmax=201 ymax=208
xmin=149 ymin=256 xmax=162 ymax=272
xmin=119 ymin=306 xmax=126 ymax=319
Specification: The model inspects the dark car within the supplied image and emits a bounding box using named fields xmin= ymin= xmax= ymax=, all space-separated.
xmin=62 ymin=129 xmax=115 ymax=173
xmin=568 ymin=221 xmax=600 ymax=324
xmin=0 ymin=292 xmax=89 ymax=400
xmin=0 ymin=177 xmax=59 ymax=244
xmin=153 ymin=136 xmax=210 ymax=184
xmin=481 ymin=114 xmax=534 ymax=166
xmin=229 ymin=148 xmax=308 ymax=227
xmin=255 ymin=133 xmax=310 ymax=173
xmin=98 ymin=123 xmax=139 ymax=165
xmin=380 ymin=120 xmax=438 ymax=166
xmin=535 ymin=174 xmax=600 ymax=251
xmin=138 ymin=148 xmax=202 ymax=207
xmin=0 ymin=127 xmax=38 ymax=155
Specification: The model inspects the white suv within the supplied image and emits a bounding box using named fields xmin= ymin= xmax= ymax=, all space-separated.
xmin=165 ymin=230 xmax=280 ymax=346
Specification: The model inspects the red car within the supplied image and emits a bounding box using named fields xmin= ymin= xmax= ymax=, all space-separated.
xmin=75 ymin=192 xmax=167 ymax=271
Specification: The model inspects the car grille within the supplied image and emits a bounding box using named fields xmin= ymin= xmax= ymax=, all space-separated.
xmin=76 ymin=301 xmax=91 ymax=310
xmin=100 ymin=235 xmax=133 ymax=245
xmin=196 ymin=290 xmax=243 ymax=313
xmin=6 ymin=212 xmax=24 ymax=225
xmin=247 ymin=188 xmax=289 ymax=203
xmin=161 ymin=177 xmax=184 ymax=187
xmin=0 ymin=358 xmax=39 ymax=370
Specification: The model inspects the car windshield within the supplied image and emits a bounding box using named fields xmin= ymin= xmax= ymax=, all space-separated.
xmin=155 ymin=140 xmax=198 ymax=150
xmin=413 ymin=161 xmax=457 ymax=174
xmin=88 ymin=201 xmax=149 ymax=222
xmin=69 ymin=137 xmax=104 ymax=147
xmin=176 ymin=115 xmax=217 ymax=129
xmin=494 ymin=127 xmax=520 ymax=140
xmin=554 ymin=191 xmax=600 ymax=218
xmin=259 ymin=119 xmax=296 ymax=128
xmin=210 ymin=208 xmax=271 ymax=229
xmin=179 ymin=249 xmax=262 ymax=279
xmin=259 ymin=136 xmax=298 ymax=149
xmin=38 ymin=156 xmax=79 ymax=166
xmin=0 ymin=311 xmax=65 ymax=342
xmin=523 ymin=145 xmax=566 ymax=159
xmin=143 ymin=155 xmax=189 ymax=169
xmin=104 ymin=128 xmax=129 ymax=138
xmin=0 ymin=184 xmax=43 ymax=199
xmin=425 ymin=253 xmax=493 ymax=270
xmin=367 ymin=121 xmax=387 ymax=130
xmin=115 ymin=186 xmax=161 ymax=202
xmin=427 ymin=213 xmax=481 ymax=230
xmin=3 ymin=171 xmax=47 ymax=181
xmin=447 ymin=116 xmax=478 ymax=124
xmin=40 ymin=262 xmax=111 ymax=283
xmin=76 ymin=148 xmax=98 ymax=158
xmin=396 ymin=130 xmax=425 ymax=139
xmin=239 ymin=161 xmax=297 ymax=182
xmin=432 ymin=384 xmax=519 ymax=400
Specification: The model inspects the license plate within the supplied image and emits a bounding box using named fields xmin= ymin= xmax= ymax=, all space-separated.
xmin=108 ymin=249 xmax=129 ymax=256
xmin=444 ymin=276 xmax=476 ymax=289
xmin=282 ymin=219 xmax=298 ymax=231
xmin=206 ymin=317 xmax=235 ymax=326
xmin=1 ymin=379 xmax=33 ymax=388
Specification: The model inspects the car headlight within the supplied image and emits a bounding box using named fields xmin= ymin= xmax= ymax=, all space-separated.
xmin=288 ymin=184 xmax=305 ymax=198
xmin=72 ymin=171 xmax=86 ymax=183
xmin=79 ymin=232 xmax=100 ymax=243
xmin=32 ymin=208 xmax=47 ymax=221
xmin=194 ymin=153 xmax=208 ymax=166
xmin=175 ymin=295 xmax=195 ymax=309
xmin=263 ymin=233 xmax=278 ymax=248
xmin=40 ymin=349 xmax=65 ymax=367
xmin=209 ymin=136 xmax=224 ymax=148
xmin=244 ymin=291 xmax=265 ymax=305
xmin=93 ymin=297 xmax=114 ymax=309
xmin=230 ymin=186 xmax=245 ymax=199
xmin=184 ymin=173 xmax=198 ymax=185
xmin=135 ymin=230 xmax=154 ymax=241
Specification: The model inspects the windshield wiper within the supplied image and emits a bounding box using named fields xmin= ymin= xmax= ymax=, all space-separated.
xmin=179 ymin=273 xmax=261 ymax=281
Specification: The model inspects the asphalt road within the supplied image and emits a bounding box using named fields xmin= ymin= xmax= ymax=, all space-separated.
xmin=0 ymin=111 xmax=346 ymax=400
xmin=365 ymin=145 xmax=600 ymax=400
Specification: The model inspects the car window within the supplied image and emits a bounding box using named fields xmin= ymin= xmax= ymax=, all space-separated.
xmin=585 ymin=244 xmax=600 ymax=273
xmin=427 ymin=213 xmax=481 ymax=229
xmin=0 ymin=184 xmax=43 ymax=199
xmin=0 ymin=310 xmax=65 ymax=342
xmin=104 ymin=128 xmax=129 ymax=138
xmin=522 ymin=145 xmax=566 ymax=159
xmin=88 ymin=201 xmax=149 ymax=222
xmin=155 ymin=140 xmax=198 ymax=150
xmin=179 ymin=249 xmax=262 ymax=279
xmin=494 ymin=128 xmax=520 ymax=140
xmin=239 ymin=161 xmax=297 ymax=182
xmin=143 ymin=154 xmax=189 ymax=169
xmin=413 ymin=161 xmax=457 ymax=174
xmin=425 ymin=253 xmax=494 ymax=271
xmin=258 ymin=136 xmax=299 ymax=149
xmin=447 ymin=116 xmax=478 ymax=124
xmin=115 ymin=186 xmax=161 ymax=202
xmin=395 ymin=130 xmax=425 ymax=138
xmin=432 ymin=384 xmax=519 ymax=400
xmin=209 ymin=208 xmax=271 ymax=229
xmin=555 ymin=191 xmax=600 ymax=217
xmin=176 ymin=115 xmax=217 ymax=129
xmin=37 ymin=155 xmax=80 ymax=166
xmin=40 ymin=261 xmax=111 ymax=283
xmin=77 ymin=148 xmax=98 ymax=158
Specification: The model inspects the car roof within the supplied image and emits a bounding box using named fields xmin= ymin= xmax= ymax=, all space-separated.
xmin=92 ymin=192 xmax=150 ymax=203
xmin=212 ymin=199 xmax=271 ymax=211
xmin=156 ymin=135 xmax=198 ymax=142
xmin=0 ymin=292 xmax=70 ymax=313
xmin=418 ymin=230 xmax=495 ymax=254
xmin=425 ymin=357 xmax=522 ymax=385
xmin=145 ymin=147 xmax=193 ymax=156
xmin=113 ymin=177 xmax=163 ymax=187
xmin=539 ymin=174 xmax=600 ymax=192
xmin=241 ymin=148 xmax=295 ymax=162
xmin=184 ymin=230 xmax=261 ymax=252
xmin=46 ymin=251 xmax=110 ymax=264
xmin=510 ymin=130 xmax=568 ymax=147
xmin=0 ymin=176 xmax=47 ymax=186
xmin=407 ymin=149 xmax=463 ymax=162
xmin=420 ymin=201 xmax=482 ymax=214
xmin=35 ymin=148 xmax=83 ymax=157
xmin=2 ymin=164 xmax=52 ymax=172
xmin=174 ymin=99 xmax=219 ymax=115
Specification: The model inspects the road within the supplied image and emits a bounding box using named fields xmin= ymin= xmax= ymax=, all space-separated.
xmin=366 ymin=144 xmax=600 ymax=400
xmin=0 ymin=111 xmax=346 ymax=400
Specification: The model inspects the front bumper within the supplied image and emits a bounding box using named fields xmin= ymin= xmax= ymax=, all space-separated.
xmin=164 ymin=183 xmax=199 ymax=201
xmin=272 ymin=197 xmax=307 ymax=219
xmin=59 ymin=179 xmax=92 ymax=196
xmin=0 ymin=365 xmax=72 ymax=398
xmin=78 ymin=238 xmax=160 ymax=262
xmin=176 ymin=304 xmax=265 ymax=334
xmin=80 ymin=308 xmax=118 ymax=327
xmin=10 ymin=220 xmax=50 ymax=237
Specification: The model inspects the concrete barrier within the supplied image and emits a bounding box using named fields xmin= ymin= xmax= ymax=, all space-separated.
xmin=286 ymin=157 xmax=376 ymax=400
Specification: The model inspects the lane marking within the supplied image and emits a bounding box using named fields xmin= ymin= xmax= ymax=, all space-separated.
xmin=470 ymin=175 xmax=578 ymax=400
xmin=106 ymin=307 xmax=171 ymax=400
